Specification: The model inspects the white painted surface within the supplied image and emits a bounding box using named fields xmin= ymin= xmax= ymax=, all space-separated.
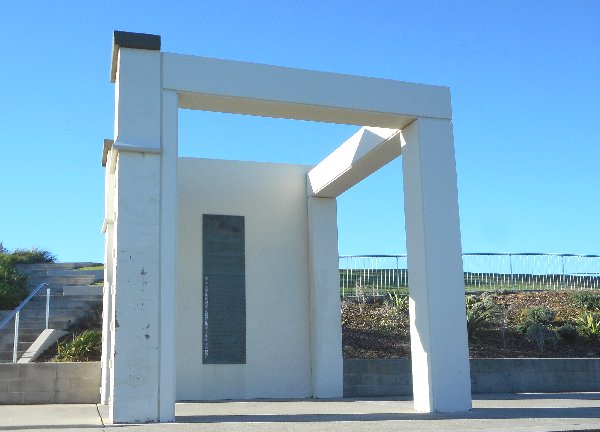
xmin=158 ymin=91 xmax=178 ymax=422
xmin=109 ymin=46 xmax=166 ymax=424
xmin=114 ymin=48 xmax=161 ymax=149
xmin=111 ymin=152 xmax=161 ymax=423
xmin=307 ymin=197 xmax=343 ymax=397
xmin=401 ymin=118 xmax=472 ymax=412
xmin=176 ymin=158 xmax=314 ymax=400
xmin=100 ymin=149 xmax=115 ymax=405
xmin=162 ymin=53 xmax=450 ymax=127
xmin=308 ymin=127 xmax=402 ymax=198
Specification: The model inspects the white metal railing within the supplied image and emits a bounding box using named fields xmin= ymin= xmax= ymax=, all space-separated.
xmin=339 ymin=253 xmax=600 ymax=298
xmin=0 ymin=282 xmax=50 ymax=362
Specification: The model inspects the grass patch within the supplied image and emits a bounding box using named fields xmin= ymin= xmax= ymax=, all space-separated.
xmin=75 ymin=265 xmax=104 ymax=271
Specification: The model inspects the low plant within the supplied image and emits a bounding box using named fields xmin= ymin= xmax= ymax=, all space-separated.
xmin=571 ymin=291 xmax=600 ymax=311
xmin=576 ymin=311 xmax=600 ymax=343
xmin=556 ymin=323 xmax=578 ymax=342
xmin=387 ymin=291 xmax=408 ymax=311
xmin=54 ymin=330 xmax=102 ymax=362
xmin=466 ymin=295 xmax=495 ymax=339
xmin=517 ymin=306 xmax=556 ymax=333
xmin=526 ymin=322 xmax=558 ymax=352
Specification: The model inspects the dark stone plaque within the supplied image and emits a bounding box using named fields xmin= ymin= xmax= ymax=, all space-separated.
xmin=202 ymin=215 xmax=246 ymax=364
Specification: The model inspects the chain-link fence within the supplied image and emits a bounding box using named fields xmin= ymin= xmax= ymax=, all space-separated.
xmin=339 ymin=253 xmax=600 ymax=298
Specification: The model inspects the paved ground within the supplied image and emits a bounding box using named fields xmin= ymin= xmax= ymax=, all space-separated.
xmin=1 ymin=393 xmax=600 ymax=431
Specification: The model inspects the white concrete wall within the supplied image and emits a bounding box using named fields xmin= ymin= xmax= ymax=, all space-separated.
xmin=176 ymin=158 xmax=314 ymax=400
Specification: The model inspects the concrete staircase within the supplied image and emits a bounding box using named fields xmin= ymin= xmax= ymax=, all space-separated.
xmin=0 ymin=263 xmax=103 ymax=363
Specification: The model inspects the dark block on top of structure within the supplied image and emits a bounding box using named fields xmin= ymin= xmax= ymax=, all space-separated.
xmin=113 ymin=31 xmax=161 ymax=51
xmin=110 ymin=31 xmax=161 ymax=82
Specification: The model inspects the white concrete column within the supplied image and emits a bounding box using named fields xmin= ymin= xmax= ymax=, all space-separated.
xmin=307 ymin=196 xmax=343 ymax=397
xmin=109 ymin=45 xmax=165 ymax=423
xmin=111 ymin=151 xmax=161 ymax=422
xmin=158 ymin=91 xmax=178 ymax=422
xmin=100 ymin=151 xmax=115 ymax=405
xmin=401 ymin=117 xmax=471 ymax=412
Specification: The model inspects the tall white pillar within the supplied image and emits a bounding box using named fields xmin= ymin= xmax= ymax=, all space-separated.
xmin=307 ymin=196 xmax=343 ymax=397
xmin=107 ymin=35 xmax=177 ymax=423
xmin=158 ymin=91 xmax=178 ymax=421
xmin=100 ymin=148 xmax=115 ymax=405
xmin=401 ymin=117 xmax=471 ymax=412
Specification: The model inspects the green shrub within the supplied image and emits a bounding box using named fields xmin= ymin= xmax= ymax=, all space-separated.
xmin=556 ymin=323 xmax=578 ymax=342
xmin=0 ymin=266 xmax=28 ymax=310
xmin=466 ymin=295 xmax=495 ymax=339
xmin=0 ymin=248 xmax=55 ymax=267
xmin=0 ymin=244 xmax=55 ymax=310
xmin=54 ymin=330 xmax=102 ymax=362
xmin=571 ymin=291 xmax=600 ymax=311
xmin=526 ymin=322 xmax=558 ymax=352
xmin=517 ymin=306 xmax=556 ymax=333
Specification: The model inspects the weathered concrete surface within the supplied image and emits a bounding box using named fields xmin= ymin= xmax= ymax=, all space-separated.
xmin=0 ymin=362 xmax=100 ymax=404
xmin=2 ymin=394 xmax=600 ymax=431
xmin=344 ymin=358 xmax=600 ymax=397
xmin=18 ymin=329 xmax=68 ymax=363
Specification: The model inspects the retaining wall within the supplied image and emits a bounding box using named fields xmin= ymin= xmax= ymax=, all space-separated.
xmin=1 ymin=359 xmax=599 ymax=404
xmin=343 ymin=358 xmax=600 ymax=397
xmin=0 ymin=362 xmax=100 ymax=404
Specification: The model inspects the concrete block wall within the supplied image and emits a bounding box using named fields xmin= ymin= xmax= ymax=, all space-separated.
xmin=344 ymin=359 xmax=412 ymax=397
xmin=0 ymin=362 xmax=100 ymax=404
xmin=344 ymin=359 xmax=600 ymax=397
xmin=471 ymin=359 xmax=600 ymax=393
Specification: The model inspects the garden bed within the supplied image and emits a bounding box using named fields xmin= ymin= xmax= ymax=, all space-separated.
xmin=342 ymin=290 xmax=600 ymax=359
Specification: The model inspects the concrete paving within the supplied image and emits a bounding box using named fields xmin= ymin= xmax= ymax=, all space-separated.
xmin=1 ymin=393 xmax=600 ymax=431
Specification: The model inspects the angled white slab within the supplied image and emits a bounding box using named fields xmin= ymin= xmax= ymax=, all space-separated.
xmin=308 ymin=127 xmax=403 ymax=198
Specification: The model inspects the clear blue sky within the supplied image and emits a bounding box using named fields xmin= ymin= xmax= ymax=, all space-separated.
xmin=1 ymin=1 xmax=599 ymax=262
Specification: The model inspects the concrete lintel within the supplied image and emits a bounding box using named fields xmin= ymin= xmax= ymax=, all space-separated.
xmin=308 ymin=127 xmax=403 ymax=198
xmin=162 ymin=53 xmax=451 ymax=125
xmin=111 ymin=31 xmax=161 ymax=83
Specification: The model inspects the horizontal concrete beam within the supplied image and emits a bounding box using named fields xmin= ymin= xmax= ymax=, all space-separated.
xmin=162 ymin=53 xmax=451 ymax=127
xmin=308 ymin=127 xmax=403 ymax=198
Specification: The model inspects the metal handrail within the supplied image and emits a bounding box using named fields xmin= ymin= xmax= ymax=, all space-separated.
xmin=0 ymin=282 xmax=50 ymax=363
xmin=0 ymin=282 xmax=50 ymax=331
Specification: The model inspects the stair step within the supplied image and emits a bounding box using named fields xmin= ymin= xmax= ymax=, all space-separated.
xmin=0 ymin=262 xmax=103 ymax=362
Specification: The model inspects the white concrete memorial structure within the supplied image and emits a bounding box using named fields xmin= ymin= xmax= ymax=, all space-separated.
xmin=101 ymin=31 xmax=471 ymax=424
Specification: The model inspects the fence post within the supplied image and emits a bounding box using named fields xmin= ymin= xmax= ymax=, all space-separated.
xmin=396 ymin=257 xmax=400 ymax=293
xmin=561 ymin=255 xmax=566 ymax=290
xmin=45 ymin=286 xmax=51 ymax=329
xmin=13 ymin=311 xmax=20 ymax=363
xmin=509 ymin=253 xmax=514 ymax=290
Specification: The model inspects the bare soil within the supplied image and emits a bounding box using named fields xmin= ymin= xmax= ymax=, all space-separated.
xmin=342 ymin=291 xmax=600 ymax=359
